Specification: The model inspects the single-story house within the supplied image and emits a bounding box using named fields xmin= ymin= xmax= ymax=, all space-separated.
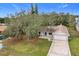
xmin=38 ymin=24 xmax=70 ymax=41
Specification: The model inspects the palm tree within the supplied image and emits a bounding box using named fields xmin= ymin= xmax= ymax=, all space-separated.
xmin=31 ymin=3 xmax=38 ymax=14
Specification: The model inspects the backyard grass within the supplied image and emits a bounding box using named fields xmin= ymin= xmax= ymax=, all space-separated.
xmin=0 ymin=39 xmax=52 ymax=56
xmin=68 ymin=26 xmax=79 ymax=56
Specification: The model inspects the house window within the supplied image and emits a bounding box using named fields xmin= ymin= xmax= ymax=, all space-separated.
xmin=45 ymin=32 xmax=47 ymax=36
xmin=49 ymin=32 xmax=52 ymax=35
xmin=39 ymin=32 xmax=41 ymax=35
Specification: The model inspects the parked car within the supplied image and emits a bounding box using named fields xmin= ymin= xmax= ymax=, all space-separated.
xmin=0 ymin=35 xmax=6 ymax=40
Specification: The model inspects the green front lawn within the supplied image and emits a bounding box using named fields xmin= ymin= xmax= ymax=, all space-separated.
xmin=68 ymin=26 xmax=79 ymax=56
xmin=0 ymin=39 xmax=52 ymax=56
xmin=69 ymin=37 xmax=79 ymax=56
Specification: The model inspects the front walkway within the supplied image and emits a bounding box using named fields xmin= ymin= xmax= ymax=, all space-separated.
xmin=47 ymin=40 xmax=71 ymax=56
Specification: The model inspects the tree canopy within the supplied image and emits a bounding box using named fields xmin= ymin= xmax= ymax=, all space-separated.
xmin=3 ymin=11 xmax=76 ymax=40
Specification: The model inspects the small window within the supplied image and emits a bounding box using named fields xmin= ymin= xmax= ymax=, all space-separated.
xmin=39 ymin=32 xmax=41 ymax=35
xmin=49 ymin=33 xmax=52 ymax=35
xmin=45 ymin=32 xmax=47 ymax=36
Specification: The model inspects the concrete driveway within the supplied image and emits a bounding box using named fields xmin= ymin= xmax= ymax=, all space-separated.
xmin=47 ymin=40 xmax=71 ymax=56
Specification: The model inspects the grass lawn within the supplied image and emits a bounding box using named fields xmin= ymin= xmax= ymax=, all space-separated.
xmin=0 ymin=39 xmax=52 ymax=56
xmin=68 ymin=26 xmax=79 ymax=56
xmin=69 ymin=37 xmax=79 ymax=56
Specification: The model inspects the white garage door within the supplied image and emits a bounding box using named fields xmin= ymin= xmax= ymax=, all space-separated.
xmin=53 ymin=35 xmax=68 ymax=40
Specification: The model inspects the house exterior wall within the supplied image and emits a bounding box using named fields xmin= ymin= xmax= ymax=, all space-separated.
xmin=39 ymin=35 xmax=52 ymax=41
xmin=39 ymin=32 xmax=53 ymax=41
xmin=39 ymin=32 xmax=69 ymax=41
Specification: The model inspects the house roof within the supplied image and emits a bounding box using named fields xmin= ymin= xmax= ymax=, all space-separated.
xmin=39 ymin=26 xmax=56 ymax=32
xmin=53 ymin=24 xmax=70 ymax=36
xmin=39 ymin=24 xmax=70 ymax=36
xmin=55 ymin=25 xmax=67 ymax=32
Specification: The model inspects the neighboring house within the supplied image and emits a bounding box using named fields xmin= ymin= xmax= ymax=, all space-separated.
xmin=39 ymin=24 xmax=70 ymax=41
xmin=0 ymin=23 xmax=7 ymax=33
xmin=75 ymin=18 xmax=79 ymax=24
xmin=75 ymin=17 xmax=79 ymax=32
